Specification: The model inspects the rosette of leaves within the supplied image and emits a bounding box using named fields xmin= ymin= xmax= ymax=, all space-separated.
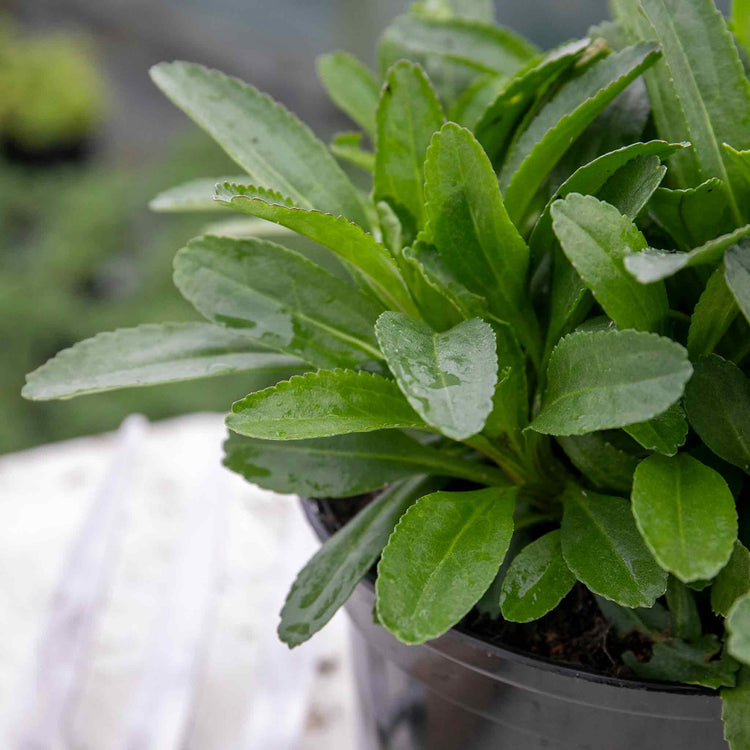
xmin=23 ymin=0 xmax=750 ymax=743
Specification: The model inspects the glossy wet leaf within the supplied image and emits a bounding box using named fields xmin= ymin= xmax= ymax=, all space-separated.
xmin=531 ymin=330 xmax=692 ymax=436
xmin=596 ymin=596 xmax=672 ymax=637
xmin=149 ymin=176 xmax=247 ymax=213
xmin=21 ymin=323 xmax=307 ymax=401
xmin=725 ymin=242 xmax=750 ymax=325
xmin=685 ymin=356 xmax=750 ymax=474
xmin=317 ymin=52 xmax=379 ymax=137
xmin=728 ymin=594 xmax=750 ymax=666
xmin=557 ymin=433 xmax=639 ymax=493
xmin=214 ymin=183 xmax=415 ymax=314
xmin=424 ymin=123 xmax=541 ymax=361
xmin=499 ymin=43 xmax=661 ymax=225
xmin=499 ymin=531 xmax=576 ymax=623
xmin=279 ymin=476 xmax=437 ymax=647
xmin=375 ymin=313 xmax=497 ymax=440
xmin=623 ymin=403 xmax=688 ymax=456
xmin=150 ymin=62 xmax=368 ymax=227
xmin=687 ymin=264 xmax=739 ymax=359
xmin=561 ymin=487 xmax=667 ymax=607
xmin=374 ymin=61 xmax=444 ymax=231
xmin=377 ymin=487 xmax=516 ymax=644
xmin=227 ymin=370 xmax=426 ymax=440
xmin=551 ymin=194 xmax=668 ymax=332
xmin=173 ymin=235 xmax=385 ymax=370
xmin=632 ymin=453 xmax=737 ymax=582
xmin=666 ymin=576 xmax=702 ymax=642
xmin=722 ymin=666 xmax=750 ymax=750
xmin=712 ymin=542 xmax=750 ymax=617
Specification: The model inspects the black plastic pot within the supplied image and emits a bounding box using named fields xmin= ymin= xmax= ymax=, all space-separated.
xmin=301 ymin=498 xmax=727 ymax=750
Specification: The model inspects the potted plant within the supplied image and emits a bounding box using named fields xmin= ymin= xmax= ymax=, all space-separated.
xmin=23 ymin=0 xmax=750 ymax=746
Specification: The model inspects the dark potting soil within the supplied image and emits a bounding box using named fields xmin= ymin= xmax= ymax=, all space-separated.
xmin=311 ymin=496 xmax=654 ymax=681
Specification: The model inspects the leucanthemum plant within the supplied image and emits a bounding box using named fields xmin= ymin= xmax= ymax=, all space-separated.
xmin=24 ymin=0 xmax=750 ymax=743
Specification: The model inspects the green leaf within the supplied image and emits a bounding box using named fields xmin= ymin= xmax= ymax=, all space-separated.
xmin=712 ymin=542 xmax=750 ymax=617
xmin=330 ymin=132 xmax=375 ymax=173
xmin=376 ymin=486 xmax=516 ymax=644
xmin=685 ymin=356 xmax=750 ymax=474
xmin=424 ymin=123 xmax=541 ymax=362
xmin=687 ymin=264 xmax=739 ymax=359
xmin=375 ymin=313 xmax=497 ymax=441
xmin=149 ymin=176 xmax=247 ymax=212
xmin=474 ymin=38 xmax=591 ymax=165
xmin=557 ymin=433 xmax=639 ymax=493
xmin=374 ymin=61 xmax=444 ymax=231
xmin=531 ymin=330 xmax=693 ymax=436
xmin=499 ymin=43 xmax=661 ymax=225
xmin=726 ymin=242 xmax=750 ymax=325
xmin=728 ymin=594 xmax=750 ymax=666
xmin=317 ymin=52 xmax=379 ymax=138
xmin=214 ymin=183 xmax=415 ymax=314
xmin=561 ymin=487 xmax=667 ymax=608
xmin=722 ymin=665 xmax=750 ymax=750
xmin=625 ymin=224 xmax=750 ymax=283
xmin=227 ymin=370 xmax=425 ymax=440
xmin=596 ymin=596 xmax=672 ymax=636
xmin=448 ymin=74 xmax=507 ymax=130
xmin=499 ymin=531 xmax=576 ymax=623
xmin=22 ymin=323 xmax=306 ymax=401
xmin=624 ymin=635 xmax=738 ymax=688
xmin=150 ymin=62 xmax=368 ymax=228
xmin=279 ymin=476 xmax=437 ymax=647
xmin=224 ymin=430 xmax=509 ymax=498
xmin=623 ymin=403 xmax=688 ymax=456
xmin=411 ymin=0 xmax=495 ymax=22
xmin=666 ymin=576 xmax=702 ymax=642
xmin=173 ymin=235 xmax=384 ymax=370
xmin=551 ymin=194 xmax=669 ymax=332
xmin=639 ymin=0 xmax=750 ymax=225
xmin=632 ymin=453 xmax=737 ymax=582
xmin=594 ymin=154 xmax=667 ymax=221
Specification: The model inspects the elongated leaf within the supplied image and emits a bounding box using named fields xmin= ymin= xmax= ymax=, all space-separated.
xmin=561 ymin=487 xmax=667 ymax=607
xmin=596 ymin=596 xmax=672 ymax=636
xmin=424 ymin=123 xmax=541 ymax=361
xmin=687 ymin=264 xmax=739 ymax=359
xmin=227 ymin=370 xmax=425 ymax=440
xmin=214 ymin=183 xmax=415 ymax=314
xmin=499 ymin=531 xmax=576 ymax=622
xmin=22 ymin=323 xmax=306 ymax=401
xmin=666 ymin=576 xmax=702 ymax=642
xmin=149 ymin=177 xmax=247 ymax=213
xmin=376 ymin=487 xmax=516 ymax=643
xmin=224 ymin=430 xmax=508 ymax=498
xmin=279 ymin=476 xmax=437 ymax=647
xmin=624 ymin=635 xmax=738 ymax=688
xmin=632 ymin=454 xmax=738 ymax=582
xmin=499 ymin=43 xmax=661 ymax=225
xmin=150 ymin=62 xmax=368 ymax=227
xmin=712 ymin=542 xmax=750 ymax=617
xmin=727 ymin=594 xmax=750 ymax=665
xmin=531 ymin=330 xmax=692 ymax=436
xmin=594 ymin=153 xmax=666 ymax=220
xmin=726 ymin=242 xmax=750 ymax=324
xmin=317 ymin=52 xmax=379 ymax=137
xmin=448 ymin=74 xmax=507 ymax=130
xmin=640 ymin=0 xmax=750 ymax=224
xmin=374 ymin=61 xmax=444 ymax=231
xmin=685 ymin=356 xmax=750 ymax=474
xmin=174 ymin=235 xmax=384 ymax=370
xmin=557 ymin=433 xmax=639 ymax=493
xmin=330 ymin=132 xmax=375 ymax=173
xmin=722 ymin=666 xmax=750 ymax=750
xmin=624 ymin=403 xmax=688 ymax=456
xmin=551 ymin=194 xmax=669 ymax=332
xmin=375 ymin=313 xmax=497 ymax=440
xmin=624 ymin=224 xmax=750 ymax=282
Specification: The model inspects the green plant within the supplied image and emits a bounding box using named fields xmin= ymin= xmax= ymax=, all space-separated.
xmin=23 ymin=0 xmax=750 ymax=742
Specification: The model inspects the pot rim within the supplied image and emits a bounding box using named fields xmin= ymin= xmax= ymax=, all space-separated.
xmin=300 ymin=496 xmax=715 ymax=699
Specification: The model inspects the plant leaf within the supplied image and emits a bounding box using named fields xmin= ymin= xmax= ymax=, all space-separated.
xmin=330 ymin=132 xmax=375 ymax=173
xmin=685 ymin=355 xmax=750 ymax=474
xmin=173 ymin=235 xmax=385 ymax=370
xmin=722 ymin=666 xmax=750 ymax=750
xmin=687 ymin=264 xmax=739 ymax=359
xmin=448 ymin=73 xmax=507 ymax=130
xmin=376 ymin=486 xmax=516 ymax=644
xmin=22 ymin=323 xmax=307 ymax=401
xmin=561 ymin=486 xmax=667 ymax=608
xmin=632 ymin=453 xmax=737 ymax=582
xmin=375 ymin=313 xmax=497 ymax=440
xmin=214 ymin=183 xmax=415 ymax=314
xmin=726 ymin=241 xmax=750 ymax=325
xmin=226 ymin=370 xmax=426 ymax=440
xmin=411 ymin=0 xmax=495 ymax=22
xmin=424 ymin=123 xmax=541 ymax=362
xmin=666 ymin=576 xmax=702 ymax=642
xmin=149 ymin=177 xmax=248 ymax=212
xmin=499 ymin=43 xmax=661 ymax=225
xmin=317 ymin=52 xmax=379 ymax=137
xmin=596 ymin=596 xmax=672 ymax=636
xmin=551 ymin=194 xmax=669 ymax=332
xmin=727 ymin=594 xmax=750 ymax=666
xmin=557 ymin=433 xmax=639 ymax=493
xmin=499 ymin=530 xmax=576 ymax=623
xmin=531 ymin=330 xmax=693 ymax=436
xmin=623 ymin=403 xmax=688 ymax=456
xmin=150 ymin=62 xmax=368 ymax=227
xmin=594 ymin=153 xmax=667 ymax=220
xmin=279 ymin=476 xmax=437 ymax=647
xmin=374 ymin=61 xmax=444 ymax=232
xmin=712 ymin=542 xmax=750 ymax=618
